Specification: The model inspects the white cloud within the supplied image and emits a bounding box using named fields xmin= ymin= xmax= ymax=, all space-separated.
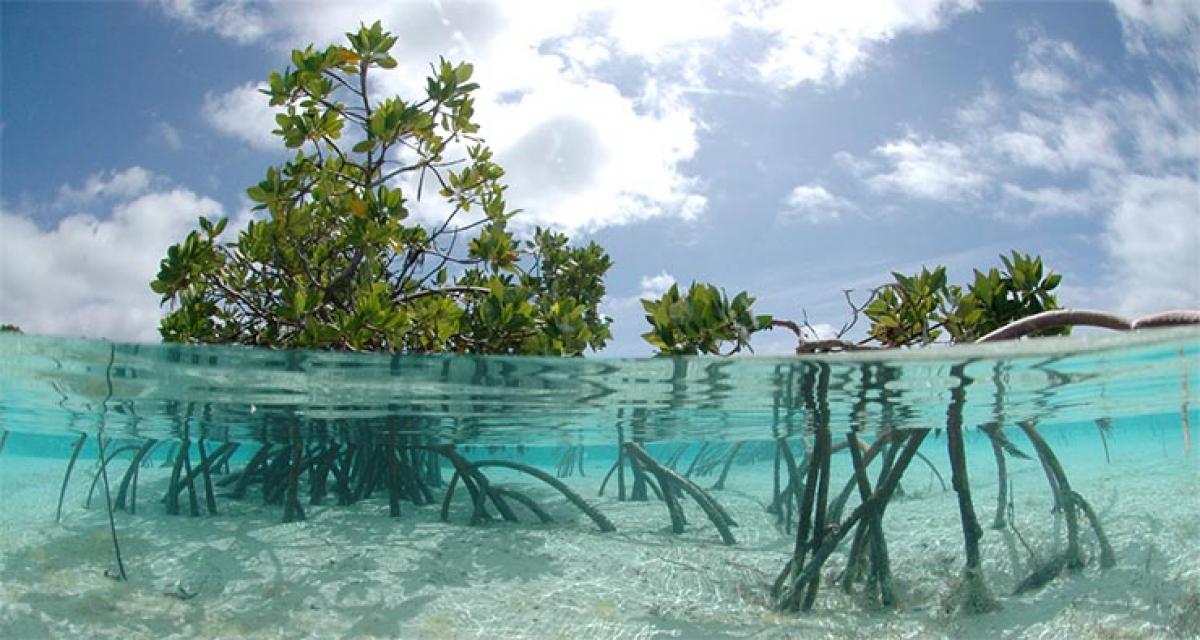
xmin=842 ymin=32 xmax=1151 ymax=222
xmin=1118 ymin=81 xmax=1200 ymax=171
xmin=484 ymin=77 xmax=707 ymax=231
xmin=955 ymin=86 xmax=1002 ymax=128
xmin=833 ymin=150 xmax=877 ymax=176
xmin=801 ymin=323 xmax=839 ymax=341
xmin=992 ymin=130 xmax=1063 ymax=172
xmin=864 ymin=136 xmax=986 ymax=201
xmin=638 ymin=271 xmax=677 ymax=299
xmin=162 ymin=0 xmax=976 ymax=234
xmin=1056 ymin=107 xmax=1124 ymax=172
xmin=1012 ymin=31 xmax=1093 ymax=98
xmin=1105 ymin=174 xmax=1200 ymax=315
xmin=153 ymin=121 xmax=183 ymax=151
xmin=157 ymin=0 xmax=268 ymax=44
xmin=603 ymin=0 xmax=734 ymax=62
xmin=1109 ymin=0 xmax=1200 ymax=66
xmin=990 ymin=106 xmax=1123 ymax=174
xmin=836 ymin=27 xmax=1197 ymax=313
xmin=1014 ymin=64 xmax=1072 ymax=98
xmin=54 ymin=166 xmax=156 ymax=209
xmin=1000 ymin=183 xmax=1099 ymax=218
xmin=745 ymin=0 xmax=978 ymax=87
xmin=0 ymin=170 xmax=224 ymax=341
xmin=184 ymin=3 xmax=706 ymax=233
xmin=780 ymin=184 xmax=855 ymax=223
xmin=201 ymin=82 xmax=279 ymax=152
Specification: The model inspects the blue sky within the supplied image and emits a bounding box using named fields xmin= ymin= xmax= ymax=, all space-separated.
xmin=1 ymin=0 xmax=1197 ymax=355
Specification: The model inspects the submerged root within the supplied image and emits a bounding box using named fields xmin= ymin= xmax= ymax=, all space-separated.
xmin=955 ymin=566 xmax=1001 ymax=614
xmin=473 ymin=459 xmax=615 ymax=532
xmin=625 ymin=443 xmax=736 ymax=544
xmin=491 ymin=487 xmax=554 ymax=524
xmin=1013 ymin=552 xmax=1067 ymax=596
xmin=56 ymin=432 xmax=87 ymax=523
xmin=1020 ymin=420 xmax=1105 ymax=572
xmin=774 ymin=429 xmax=928 ymax=612
xmin=116 ymin=439 xmax=159 ymax=513
xmin=95 ymin=435 xmax=128 ymax=581
xmin=710 ymin=440 xmax=745 ymax=490
xmin=1071 ymin=490 xmax=1116 ymax=569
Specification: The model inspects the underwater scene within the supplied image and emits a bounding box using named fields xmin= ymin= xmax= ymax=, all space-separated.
xmin=1 ymin=329 xmax=1197 ymax=639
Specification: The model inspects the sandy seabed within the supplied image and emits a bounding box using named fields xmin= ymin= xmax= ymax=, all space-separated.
xmin=1 ymin=430 xmax=1198 ymax=639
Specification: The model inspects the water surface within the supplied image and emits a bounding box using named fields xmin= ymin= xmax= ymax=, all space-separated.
xmin=1 ymin=328 xmax=1196 ymax=445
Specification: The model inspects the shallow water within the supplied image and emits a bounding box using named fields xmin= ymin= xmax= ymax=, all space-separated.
xmin=0 ymin=329 xmax=1198 ymax=639
xmin=1 ymin=328 xmax=1196 ymax=445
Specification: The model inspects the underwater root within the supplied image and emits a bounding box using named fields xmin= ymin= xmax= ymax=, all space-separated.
xmin=1018 ymin=419 xmax=1115 ymax=582
xmin=116 ymin=439 xmax=160 ymax=514
xmin=85 ymin=444 xmax=141 ymax=509
xmin=56 ymin=432 xmax=87 ymax=523
xmin=598 ymin=458 xmax=619 ymax=497
xmin=1012 ymin=490 xmax=1116 ymax=595
xmin=767 ymin=437 xmax=805 ymax=528
xmin=624 ymin=442 xmax=736 ymax=544
xmin=841 ymin=432 xmax=896 ymax=606
xmin=954 ymin=566 xmax=1000 ymax=614
xmin=772 ymin=428 xmax=928 ymax=612
xmin=1013 ymin=551 xmax=1068 ymax=595
xmin=492 ymin=487 xmax=554 ymax=523
xmin=554 ymin=445 xmax=586 ymax=479
xmin=710 ymin=441 xmax=746 ymax=490
xmin=945 ymin=363 xmax=1001 ymax=614
xmin=473 ymin=460 xmax=615 ymax=532
xmin=95 ymin=435 xmax=127 ymax=581
xmin=430 ymin=445 xmax=518 ymax=525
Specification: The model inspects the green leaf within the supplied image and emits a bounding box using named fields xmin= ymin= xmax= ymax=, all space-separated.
xmin=455 ymin=62 xmax=474 ymax=83
xmin=150 ymin=22 xmax=613 ymax=356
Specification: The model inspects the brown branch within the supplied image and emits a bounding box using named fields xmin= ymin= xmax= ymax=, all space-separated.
xmin=1131 ymin=310 xmax=1200 ymax=329
xmin=975 ymin=309 xmax=1132 ymax=343
xmin=796 ymin=340 xmax=881 ymax=354
xmin=771 ymin=319 xmax=802 ymax=338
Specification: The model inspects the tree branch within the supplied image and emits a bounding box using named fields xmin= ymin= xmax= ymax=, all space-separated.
xmin=975 ymin=309 xmax=1132 ymax=343
xmin=394 ymin=286 xmax=489 ymax=304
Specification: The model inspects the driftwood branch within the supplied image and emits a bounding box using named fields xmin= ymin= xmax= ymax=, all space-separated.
xmin=975 ymin=308 xmax=1200 ymax=343
xmin=1131 ymin=310 xmax=1200 ymax=329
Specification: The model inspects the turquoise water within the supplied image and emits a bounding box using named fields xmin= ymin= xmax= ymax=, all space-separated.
xmin=1 ymin=329 xmax=1196 ymax=445
xmin=0 ymin=329 xmax=1197 ymax=638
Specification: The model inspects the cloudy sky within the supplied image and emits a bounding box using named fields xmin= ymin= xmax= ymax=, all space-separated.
xmin=1 ymin=0 xmax=1197 ymax=355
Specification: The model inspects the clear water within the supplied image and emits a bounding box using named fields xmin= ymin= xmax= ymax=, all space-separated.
xmin=1 ymin=329 xmax=1198 ymax=638
xmin=1 ymin=328 xmax=1196 ymax=445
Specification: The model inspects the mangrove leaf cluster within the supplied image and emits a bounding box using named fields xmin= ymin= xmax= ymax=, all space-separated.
xmin=641 ymin=251 xmax=1067 ymax=354
xmin=152 ymin=22 xmax=611 ymax=355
